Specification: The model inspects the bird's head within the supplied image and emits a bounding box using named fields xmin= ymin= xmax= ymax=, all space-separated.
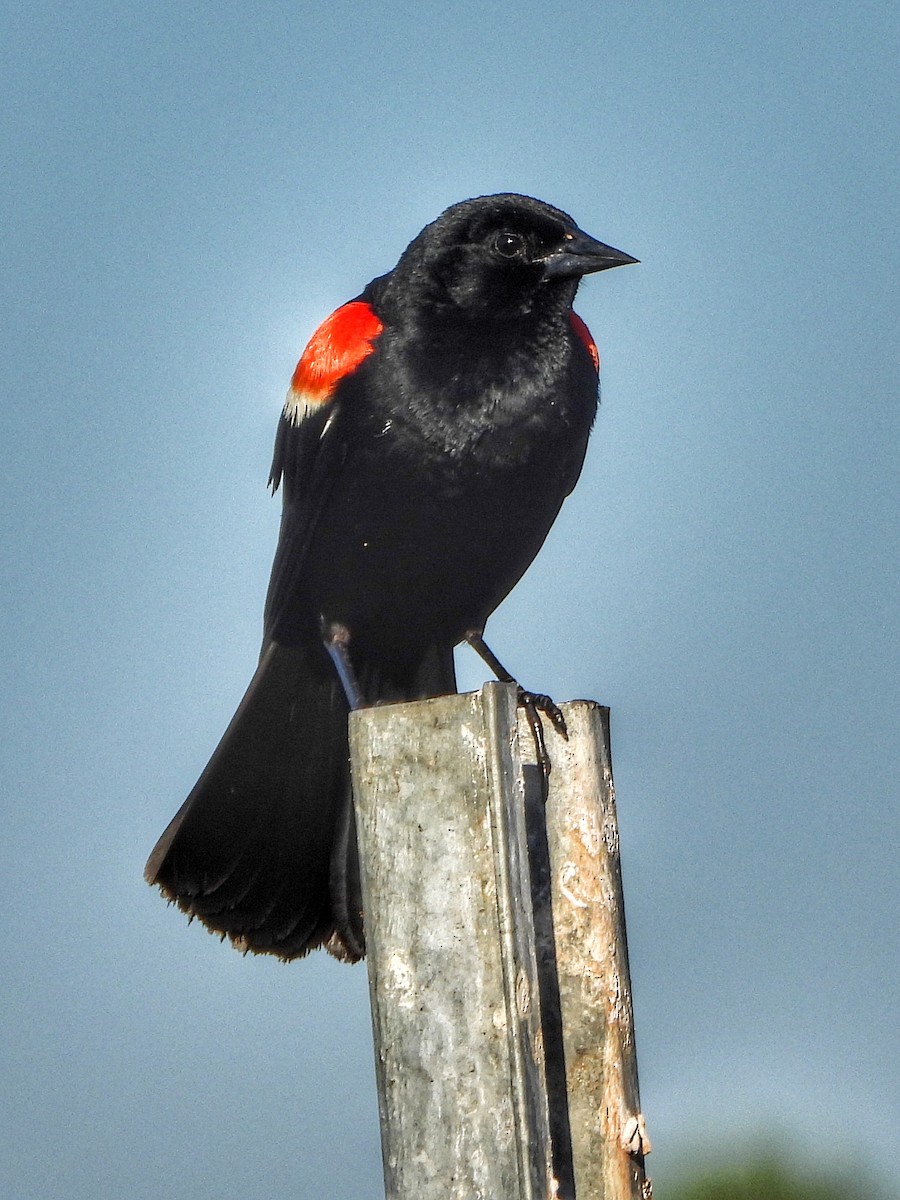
xmin=390 ymin=193 xmax=637 ymax=319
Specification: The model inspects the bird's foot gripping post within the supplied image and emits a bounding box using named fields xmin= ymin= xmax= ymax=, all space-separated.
xmin=349 ymin=683 xmax=651 ymax=1200
xmin=464 ymin=631 xmax=568 ymax=792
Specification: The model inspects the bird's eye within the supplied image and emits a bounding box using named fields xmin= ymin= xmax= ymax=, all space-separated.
xmin=494 ymin=232 xmax=526 ymax=259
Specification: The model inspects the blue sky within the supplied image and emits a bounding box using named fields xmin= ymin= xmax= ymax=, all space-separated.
xmin=2 ymin=2 xmax=898 ymax=1197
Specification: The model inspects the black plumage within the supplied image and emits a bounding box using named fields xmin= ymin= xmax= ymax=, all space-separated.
xmin=145 ymin=193 xmax=636 ymax=960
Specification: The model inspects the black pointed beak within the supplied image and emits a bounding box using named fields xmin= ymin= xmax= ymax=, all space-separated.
xmin=542 ymin=228 xmax=639 ymax=279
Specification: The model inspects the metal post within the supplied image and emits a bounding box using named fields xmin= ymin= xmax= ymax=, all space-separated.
xmin=349 ymin=683 xmax=650 ymax=1200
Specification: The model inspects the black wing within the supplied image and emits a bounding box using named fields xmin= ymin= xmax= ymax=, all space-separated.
xmin=263 ymin=400 xmax=348 ymax=647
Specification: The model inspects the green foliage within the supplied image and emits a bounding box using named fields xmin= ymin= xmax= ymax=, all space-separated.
xmin=663 ymin=1147 xmax=890 ymax=1200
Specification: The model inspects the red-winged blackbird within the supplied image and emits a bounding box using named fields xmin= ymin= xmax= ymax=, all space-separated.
xmin=145 ymin=194 xmax=636 ymax=961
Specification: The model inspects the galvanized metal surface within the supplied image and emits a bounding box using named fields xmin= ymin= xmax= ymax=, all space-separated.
xmin=350 ymin=683 xmax=555 ymax=1200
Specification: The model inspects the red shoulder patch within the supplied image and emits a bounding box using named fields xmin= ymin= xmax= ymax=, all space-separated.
xmin=285 ymin=301 xmax=384 ymax=424
xmin=569 ymin=311 xmax=600 ymax=374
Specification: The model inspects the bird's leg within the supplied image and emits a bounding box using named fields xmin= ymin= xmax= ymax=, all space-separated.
xmin=464 ymin=631 xmax=568 ymax=735
xmin=322 ymin=620 xmax=366 ymax=710
xmin=464 ymin=631 xmax=567 ymax=789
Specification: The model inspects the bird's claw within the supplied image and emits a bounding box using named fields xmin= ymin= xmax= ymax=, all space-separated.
xmin=516 ymin=687 xmax=567 ymax=796
xmin=519 ymin=689 xmax=568 ymax=739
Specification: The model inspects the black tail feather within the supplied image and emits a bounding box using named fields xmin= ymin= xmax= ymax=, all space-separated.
xmin=146 ymin=639 xmax=458 ymax=961
xmin=146 ymin=641 xmax=352 ymax=960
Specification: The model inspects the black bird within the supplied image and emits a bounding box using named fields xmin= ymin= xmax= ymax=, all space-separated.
xmin=145 ymin=194 xmax=637 ymax=961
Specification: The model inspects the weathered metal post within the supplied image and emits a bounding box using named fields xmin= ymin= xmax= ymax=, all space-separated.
xmin=349 ymin=682 xmax=650 ymax=1200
